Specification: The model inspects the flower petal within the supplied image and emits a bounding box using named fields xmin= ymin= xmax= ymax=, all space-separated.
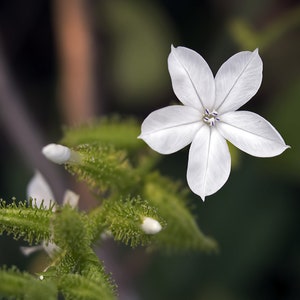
xmin=20 ymin=245 xmax=44 ymax=256
xmin=42 ymin=241 xmax=60 ymax=258
xmin=139 ymin=105 xmax=203 ymax=154
xmin=217 ymin=111 xmax=289 ymax=157
xmin=62 ymin=190 xmax=79 ymax=208
xmin=215 ymin=49 xmax=262 ymax=114
xmin=187 ymin=126 xmax=231 ymax=200
xmin=168 ymin=45 xmax=215 ymax=111
xmin=27 ymin=171 xmax=55 ymax=209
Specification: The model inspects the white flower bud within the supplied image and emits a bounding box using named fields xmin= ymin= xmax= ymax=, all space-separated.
xmin=42 ymin=143 xmax=81 ymax=165
xmin=140 ymin=217 xmax=162 ymax=235
xmin=42 ymin=143 xmax=71 ymax=164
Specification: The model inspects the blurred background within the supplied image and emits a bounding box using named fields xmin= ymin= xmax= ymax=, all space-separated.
xmin=0 ymin=0 xmax=300 ymax=299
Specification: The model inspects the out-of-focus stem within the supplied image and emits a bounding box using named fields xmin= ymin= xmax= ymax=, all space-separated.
xmin=52 ymin=0 xmax=99 ymax=210
xmin=53 ymin=0 xmax=98 ymax=125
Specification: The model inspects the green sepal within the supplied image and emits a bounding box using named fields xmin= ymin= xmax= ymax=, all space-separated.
xmin=65 ymin=144 xmax=140 ymax=195
xmin=97 ymin=195 xmax=166 ymax=247
xmin=0 ymin=198 xmax=53 ymax=244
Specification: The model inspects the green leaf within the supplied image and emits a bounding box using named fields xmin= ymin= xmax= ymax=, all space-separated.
xmin=59 ymin=272 xmax=116 ymax=300
xmin=143 ymin=173 xmax=218 ymax=252
xmin=61 ymin=117 xmax=142 ymax=151
xmin=0 ymin=267 xmax=57 ymax=300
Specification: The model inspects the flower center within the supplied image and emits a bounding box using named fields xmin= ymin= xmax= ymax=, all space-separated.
xmin=203 ymin=108 xmax=219 ymax=127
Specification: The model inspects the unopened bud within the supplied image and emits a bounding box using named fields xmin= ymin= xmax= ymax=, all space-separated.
xmin=42 ymin=143 xmax=81 ymax=164
xmin=140 ymin=217 xmax=162 ymax=235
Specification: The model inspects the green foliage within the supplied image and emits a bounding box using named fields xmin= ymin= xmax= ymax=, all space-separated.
xmin=0 ymin=198 xmax=53 ymax=244
xmin=143 ymin=173 xmax=217 ymax=252
xmin=0 ymin=200 xmax=117 ymax=299
xmin=0 ymin=267 xmax=57 ymax=300
xmin=99 ymin=195 xmax=166 ymax=247
xmin=53 ymin=206 xmax=92 ymax=258
xmin=61 ymin=117 xmax=142 ymax=151
xmin=54 ymin=250 xmax=116 ymax=300
xmin=96 ymin=1 xmax=175 ymax=107
xmin=229 ymin=6 xmax=300 ymax=51
xmin=262 ymin=79 xmax=299 ymax=180
xmin=59 ymin=272 xmax=115 ymax=300
xmin=0 ymin=116 xmax=217 ymax=299
xmin=65 ymin=144 xmax=140 ymax=195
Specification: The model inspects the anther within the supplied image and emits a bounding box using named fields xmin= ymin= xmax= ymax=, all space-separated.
xmin=203 ymin=108 xmax=220 ymax=127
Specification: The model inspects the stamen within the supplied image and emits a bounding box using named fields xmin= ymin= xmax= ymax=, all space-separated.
xmin=202 ymin=108 xmax=220 ymax=127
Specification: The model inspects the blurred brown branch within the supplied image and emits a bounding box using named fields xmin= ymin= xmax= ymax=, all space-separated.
xmin=53 ymin=0 xmax=99 ymax=125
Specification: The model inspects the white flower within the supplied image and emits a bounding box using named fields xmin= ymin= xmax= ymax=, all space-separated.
xmin=42 ymin=143 xmax=81 ymax=165
xmin=27 ymin=171 xmax=56 ymax=210
xmin=21 ymin=171 xmax=79 ymax=257
xmin=139 ymin=46 xmax=289 ymax=200
xmin=140 ymin=217 xmax=162 ymax=235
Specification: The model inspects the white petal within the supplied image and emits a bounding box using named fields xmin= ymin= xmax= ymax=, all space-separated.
xmin=138 ymin=105 xmax=203 ymax=154
xmin=20 ymin=245 xmax=44 ymax=256
xmin=42 ymin=241 xmax=60 ymax=258
xmin=215 ymin=49 xmax=262 ymax=114
xmin=217 ymin=111 xmax=289 ymax=157
xmin=168 ymin=45 xmax=215 ymax=111
xmin=187 ymin=126 xmax=231 ymax=200
xmin=27 ymin=171 xmax=55 ymax=209
xmin=62 ymin=190 xmax=79 ymax=208
xmin=42 ymin=143 xmax=71 ymax=164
